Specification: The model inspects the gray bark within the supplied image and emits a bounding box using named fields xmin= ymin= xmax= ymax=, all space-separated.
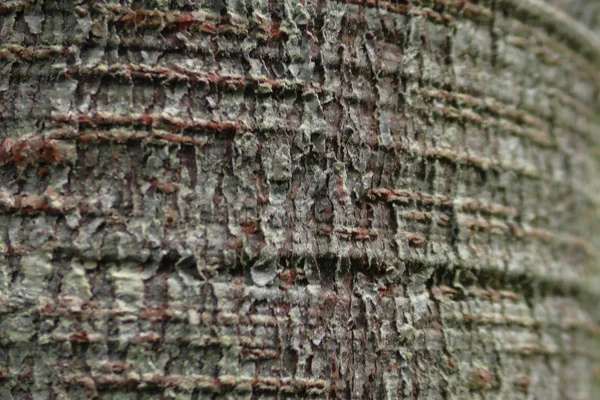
xmin=0 ymin=0 xmax=599 ymax=399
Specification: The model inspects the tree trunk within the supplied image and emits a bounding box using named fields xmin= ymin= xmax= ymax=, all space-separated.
xmin=1 ymin=0 xmax=599 ymax=398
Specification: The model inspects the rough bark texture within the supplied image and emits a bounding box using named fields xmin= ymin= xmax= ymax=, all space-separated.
xmin=1 ymin=0 xmax=600 ymax=399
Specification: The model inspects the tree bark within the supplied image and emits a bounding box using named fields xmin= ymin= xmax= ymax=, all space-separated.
xmin=1 ymin=0 xmax=599 ymax=399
